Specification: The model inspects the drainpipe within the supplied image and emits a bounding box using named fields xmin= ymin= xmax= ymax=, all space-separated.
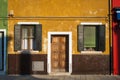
xmin=108 ymin=0 xmax=113 ymax=75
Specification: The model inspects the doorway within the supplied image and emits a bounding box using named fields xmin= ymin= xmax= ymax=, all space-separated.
xmin=51 ymin=35 xmax=69 ymax=72
xmin=0 ymin=30 xmax=6 ymax=75
xmin=48 ymin=32 xmax=72 ymax=74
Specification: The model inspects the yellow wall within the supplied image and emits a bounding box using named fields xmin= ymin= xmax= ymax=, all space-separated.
xmin=8 ymin=0 xmax=108 ymax=17
xmin=8 ymin=0 xmax=109 ymax=54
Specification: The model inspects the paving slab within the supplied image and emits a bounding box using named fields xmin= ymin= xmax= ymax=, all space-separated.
xmin=0 ymin=75 xmax=120 ymax=80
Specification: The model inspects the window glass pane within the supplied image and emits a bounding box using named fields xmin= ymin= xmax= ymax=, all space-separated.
xmin=22 ymin=39 xmax=28 ymax=49
xmin=22 ymin=28 xmax=28 ymax=39
xmin=21 ymin=26 xmax=36 ymax=50
xmin=29 ymin=28 xmax=34 ymax=38
xmin=84 ymin=26 xmax=96 ymax=48
xmin=22 ymin=28 xmax=28 ymax=49
xmin=29 ymin=27 xmax=34 ymax=49
xmin=30 ymin=39 xmax=33 ymax=50
xmin=21 ymin=26 xmax=35 ymax=50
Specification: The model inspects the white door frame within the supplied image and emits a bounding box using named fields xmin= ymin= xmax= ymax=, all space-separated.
xmin=47 ymin=32 xmax=72 ymax=74
xmin=0 ymin=29 xmax=6 ymax=75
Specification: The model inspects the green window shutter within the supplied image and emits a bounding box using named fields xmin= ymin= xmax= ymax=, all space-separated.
xmin=14 ymin=24 xmax=21 ymax=51
xmin=97 ymin=25 xmax=105 ymax=51
xmin=34 ymin=24 xmax=42 ymax=51
xmin=77 ymin=25 xmax=84 ymax=51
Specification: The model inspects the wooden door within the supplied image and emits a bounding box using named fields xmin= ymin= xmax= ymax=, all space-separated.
xmin=51 ymin=35 xmax=68 ymax=72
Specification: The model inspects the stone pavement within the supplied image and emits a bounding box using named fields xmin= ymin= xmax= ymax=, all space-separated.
xmin=0 ymin=75 xmax=120 ymax=80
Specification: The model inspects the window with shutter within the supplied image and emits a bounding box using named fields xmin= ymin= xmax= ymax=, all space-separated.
xmin=14 ymin=24 xmax=42 ymax=51
xmin=77 ymin=25 xmax=105 ymax=52
xmin=14 ymin=24 xmax=21 ymax=51
xmin=77 ymin=25 xmax=84 ymax=51
xmin=21 ymin=26 xmax=35 ymax=50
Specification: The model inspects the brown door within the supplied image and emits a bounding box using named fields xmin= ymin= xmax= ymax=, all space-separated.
xmin=51 ymin=35 xmax=69 ymax=72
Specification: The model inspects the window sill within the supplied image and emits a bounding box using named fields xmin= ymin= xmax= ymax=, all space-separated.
xmin=16 ymin=50 xmax=40 ymax=54
xmin=81 ymin=51 xmax=102 ymax=54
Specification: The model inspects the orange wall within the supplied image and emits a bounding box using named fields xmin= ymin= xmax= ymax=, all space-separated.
xmin=8 ymin=0 xmax=110 ymax=55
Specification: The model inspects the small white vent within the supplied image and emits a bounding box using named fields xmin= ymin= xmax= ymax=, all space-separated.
xmin=32 ymin=61 xmax=44 ymax=71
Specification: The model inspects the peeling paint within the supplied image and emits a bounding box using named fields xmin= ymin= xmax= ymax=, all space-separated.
xmin=89 ymin=10 xmax=98 ymax=15
xmin=43 ymin=38 xmax=48 ymax=53
xmin=8 ymin=0 xmax=108 ymax=16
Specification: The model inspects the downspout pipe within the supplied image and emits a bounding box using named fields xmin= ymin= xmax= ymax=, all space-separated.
xmin=108 ymin=0 xmax=113 ymax=75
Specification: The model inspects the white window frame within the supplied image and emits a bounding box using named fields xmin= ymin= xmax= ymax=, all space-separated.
xmin=17 ymin=22 xmax=40 ymax=53
xmin=80 ymin=22 xmax=103 ymax=54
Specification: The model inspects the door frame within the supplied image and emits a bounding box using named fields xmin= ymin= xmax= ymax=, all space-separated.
xmin=47 ymin=32 xmax=72 ymax=74
xmin=0 ymin=29 xmax=6 ymax=75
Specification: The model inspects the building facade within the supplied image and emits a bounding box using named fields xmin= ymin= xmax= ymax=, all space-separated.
xmin=112 ymin=0 xmax=120 ymax=75
xmin=6 ymin=0 xmax=111 ymax=75
xmin=0 ymin=0 xmax=7 ymax=75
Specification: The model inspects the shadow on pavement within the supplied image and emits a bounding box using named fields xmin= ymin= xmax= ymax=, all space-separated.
xmin=0 ymin=75 xmax=120 ymax=80
xmin=0 ymin=75 xmax=57 ymax=80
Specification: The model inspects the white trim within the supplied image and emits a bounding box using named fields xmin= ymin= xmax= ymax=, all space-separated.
xmin=80 ymin=22 xmax=102 ymax=25
xmin=47 ymin=32 xmax=72 ymax=74
xmin=80 ymin=22 xmax=104 ymax=54
xmin=17 ymin=22 xmax=39 ymax=25
xmin=81 ymin=51 xmax=102 ymax=54
xmin=0 ymin=29 xmax=6 ymax=75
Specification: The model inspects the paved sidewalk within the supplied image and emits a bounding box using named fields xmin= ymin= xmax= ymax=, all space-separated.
xmin=0 ymin=75 xmax=120 ymax=80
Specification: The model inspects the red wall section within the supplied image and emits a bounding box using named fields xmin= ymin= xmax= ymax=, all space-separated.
xmin=113 ymin=0 xmax=120 ymax=8
xmin=112 ymin=0 xmax=120 ymax=75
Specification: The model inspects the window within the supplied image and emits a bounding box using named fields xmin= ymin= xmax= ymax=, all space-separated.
xmin=77 ymin=24 xmax=105 ymax=52
xmin=21 ymin=26 xmax=35 ymax=50
xmin=14 ymin=24 xmax=42 ymax=51
xmin=84 ymin=26 xmax=96 ymax=51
